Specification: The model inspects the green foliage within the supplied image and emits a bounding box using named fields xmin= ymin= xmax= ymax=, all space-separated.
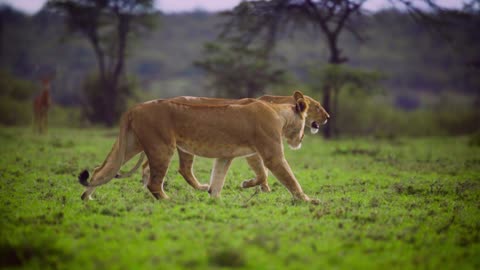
xmin=1 ymin=8 xmax=477 ymax=102
xmin=0 ymin=98 xmax=33 ymax=126
xmin=0 ymin=127 xmax=479 ymax=269
xmin=0 ymin=69 xmax=85 ymax=127
xmin=308 ymin=65 xmax=383 ymax=137
xmin=468 ymin=131 xmax=480 ymax=146
xmin=0 ymin=69 xmax=35 ymax=101
xmin=334 ymin=91 xmax=480 ymax=137
xmin=309 ymin=64 xmax=384 ymax=95
xmin=48 ymin=106 xmax=84 ymax=128
xmin=195 ymin=42 xmax=287 ymax=98
xmin=0 ymin=70 xmax=35 ymax=125
xmin=81 ymin=74 xmax=139 ymax=125
xmin=46 ymin=0 xmax=156 ymax=125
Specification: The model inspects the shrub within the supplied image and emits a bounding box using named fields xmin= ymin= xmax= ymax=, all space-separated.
xmin=0 ymin=97 xmax=32 ymax=126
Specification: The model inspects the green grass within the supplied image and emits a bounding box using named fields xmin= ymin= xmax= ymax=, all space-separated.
xmin=0 ymin=127 xmax=479 ymax=269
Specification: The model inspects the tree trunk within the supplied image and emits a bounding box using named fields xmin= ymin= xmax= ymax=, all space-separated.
xmin=323 ymin=33 xmax=346 ymax=138
xmin=322 ymin=85 xmax=332 ymax=138
xmin=112 ymin=15 xmax=129 ymax=90
xmin=88 ymin=32 xmax=107 ymax=85
xmin=100 ymin=15 xmax=130 ymax=127
xmin=103 ymin=80 xmax=116 ymax=126
xmin=246 ymin=81 xmax=256 ymax=98
xmin=332 ymin=88 xmax=339 ymax=137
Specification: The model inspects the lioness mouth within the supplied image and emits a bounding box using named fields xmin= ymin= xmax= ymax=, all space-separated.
xmin=310 ymin=121 xmax=320 ymax=134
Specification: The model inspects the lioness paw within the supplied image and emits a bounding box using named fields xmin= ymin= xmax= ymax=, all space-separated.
xmin=241 ymin=179 xmax=255 ymax=188
xmin=310 ymin=198 xmax=320 ymax=205
xmin=260 ymin=183 xmax=271 ymax=192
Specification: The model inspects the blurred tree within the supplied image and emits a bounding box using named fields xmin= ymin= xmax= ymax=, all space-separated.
xmin=0 ymin=69 xmax=36 ymax=125
xmin=221 ymin=0 xmax=367 ymax=138
xmin=195 ymin=41 xmax=286 ymax=98
xmin=398 ymin=0 xmax=480 ymax=103
xmin=46 ymin=0 xmax=155 ymax=125
xmin=2 ymin=4 xmax=476 ymax=108
xmin=309 ymin=64 xmax=382 ymax=136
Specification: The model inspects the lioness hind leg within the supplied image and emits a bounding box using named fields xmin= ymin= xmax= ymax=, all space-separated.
xmin=142 ymin=160 xmax=150 ymax=187
xmin=242 ymin=154 xmax=271 ymax=192
xmin=178 ymin=148 xmax=209 ymax=191
xmin=145 ymin=144 xmax=175 ymax=200
xmin=141 ymin=149 xmax=210 ymax=191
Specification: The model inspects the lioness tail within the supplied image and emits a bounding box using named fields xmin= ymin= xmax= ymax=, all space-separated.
xmin=79 ymin=170 xmax=90 ymax=187
xmin=114 ymin=152 xmax=145 ymax=179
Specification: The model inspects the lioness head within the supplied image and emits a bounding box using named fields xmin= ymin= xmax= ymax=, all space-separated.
xmin=301 ymin=92 xmax=330 ymax=134
xmin=284 ymin=91 xmax=309 ymax=150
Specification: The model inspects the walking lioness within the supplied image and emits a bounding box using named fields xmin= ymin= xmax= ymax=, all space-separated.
xmin=79 ymin=91 xmax=323 ymax=202
xmin=132 ymin=93 xmax=330 ymax=192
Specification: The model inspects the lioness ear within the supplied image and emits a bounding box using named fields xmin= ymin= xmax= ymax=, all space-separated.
xmin=295 ymin=98 xmax=308 ymax=114
xmin=293 ymin=90 xmax=304 ymax=101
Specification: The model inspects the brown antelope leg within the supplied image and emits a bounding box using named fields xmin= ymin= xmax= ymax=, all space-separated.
xmin=242 ymin=154 xmax=271 ymax=192
xmin=177 ymin=148 xmax=209 ymax=191
xmin=40 ymin=113 xmax=46 ymax=134
xmin=43 ymin=111 xmax=48 ymax=134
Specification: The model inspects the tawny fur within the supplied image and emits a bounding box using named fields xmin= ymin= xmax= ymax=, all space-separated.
xmin=79 ymin=91 xmax=328 ymax=202
xmin=136 ymin=92 xmax=330 ymax=192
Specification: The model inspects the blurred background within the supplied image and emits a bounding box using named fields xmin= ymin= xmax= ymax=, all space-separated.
xmin=0 ymin=0 xmax=478 ymax=138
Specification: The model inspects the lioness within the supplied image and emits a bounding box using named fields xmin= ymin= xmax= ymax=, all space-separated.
xmin=79 ymin=91 xmax=318 ymax=202
xmin=132 ymin=93 xmax=330 ymax=192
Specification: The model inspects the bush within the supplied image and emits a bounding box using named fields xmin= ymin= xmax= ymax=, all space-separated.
xmin=468 ymin=131 xmax=480 ymax=147
xmin=0 ymin=69 xmax=35 ymax=101
xmin=0 ymin=70 xmax=36 ymax=126
xmin=334 ymin=91 xmax=479 ymax=137
xmin=0 ymin=97 xmax=33 ymax=126
xmin=81 ymin=74 xmax=140 ymax=125
xmin=48 ymin=106 xmax=84 ymax=128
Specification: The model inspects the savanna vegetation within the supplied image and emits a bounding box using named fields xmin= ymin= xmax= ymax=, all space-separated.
xmin=0 ymin=128 xmax=479 ymax=269
xmin=0 ymin=0 xmax=479 ymax=269
xmin=0 ymin=1 xmax=478 ymax=136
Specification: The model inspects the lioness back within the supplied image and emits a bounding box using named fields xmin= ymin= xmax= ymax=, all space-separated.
xmin=129 ymin=99 xmax=280 ymax=158
xmin=171 ymin=96 xmax=257 ymax=106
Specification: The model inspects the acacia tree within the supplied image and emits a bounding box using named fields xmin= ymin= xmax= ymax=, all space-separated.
xmin=47 ymin=0 xmax=155 ymax=125
xmin=309 ymin=64 xmax=382 ymax=136
xmin=195 ymin=41 xmax=286 ymax=98
xmin=398 ymin=0 xmax=480 ymax=101
xmin=221 ymin=0 xmax=367 ymax=138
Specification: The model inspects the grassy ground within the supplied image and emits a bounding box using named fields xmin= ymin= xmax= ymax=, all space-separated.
xmin=0 ymin=127 xmax=479 ymax=269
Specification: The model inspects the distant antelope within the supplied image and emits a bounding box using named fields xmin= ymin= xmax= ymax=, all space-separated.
xmin=33 ymin=78 xmax=52 ymax=134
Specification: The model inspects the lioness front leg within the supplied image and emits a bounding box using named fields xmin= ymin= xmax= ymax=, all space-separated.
xmin=259 ymin=150 xmax=310 ymax=202
xmin=178 ymin=149 xmax=209 ymax=191
xmin=208 ymin=158 xmax=233 ymax=198
xmin=242 ymin=154 xmax=271 ymax=192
